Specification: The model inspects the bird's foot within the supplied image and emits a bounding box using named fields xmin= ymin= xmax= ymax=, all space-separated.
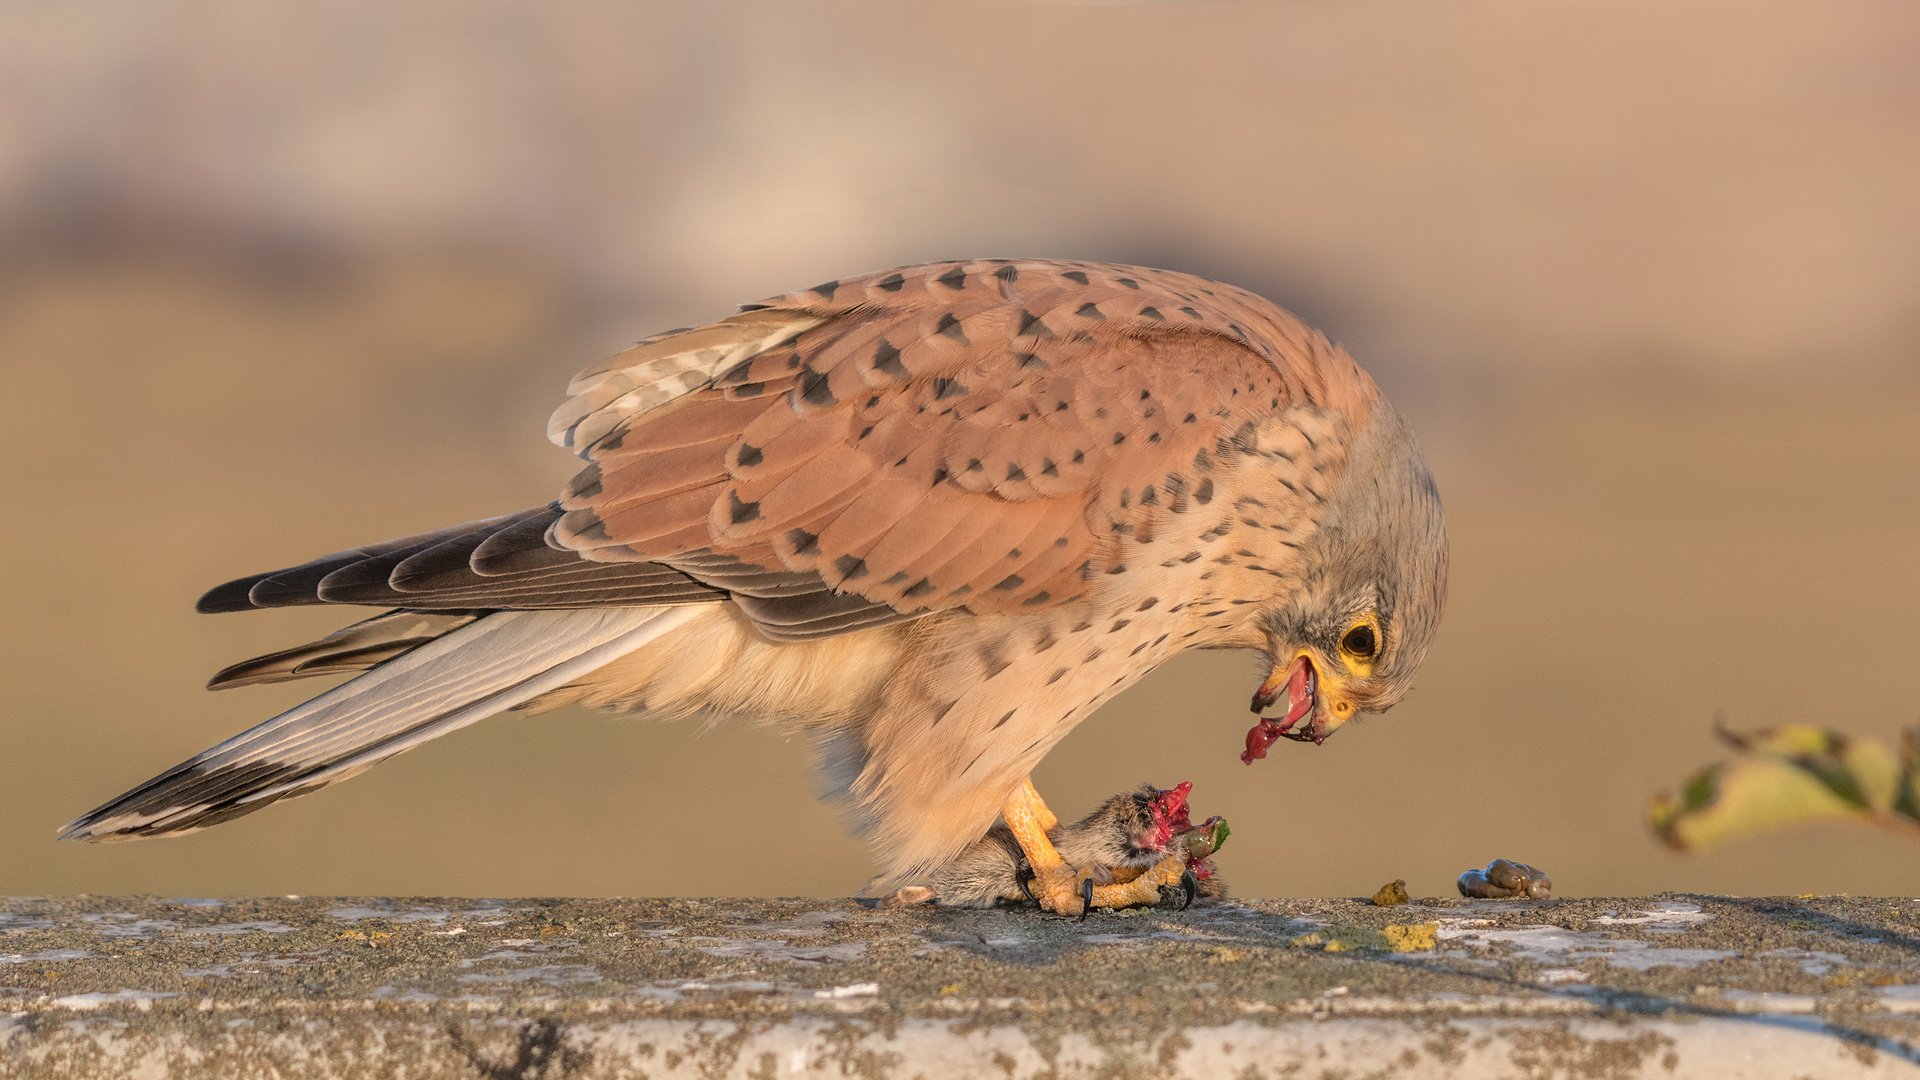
xmin=1025 ymin=856 xmax=1190 ymax=918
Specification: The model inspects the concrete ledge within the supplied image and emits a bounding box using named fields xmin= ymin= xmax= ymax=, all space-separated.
xmin=6 ymin=895 xmax=1920 ymax=1078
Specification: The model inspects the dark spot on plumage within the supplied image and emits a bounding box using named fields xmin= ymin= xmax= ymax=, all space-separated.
xmin=1084 ymin=648 xmax=1102 ymax=663
xmin=1148 ymin=432 xmax=1161 ymax=443
xmin=1075 ymin=302 xmax=1104 ymax=320
xmin=785 ymin=528 xmax=819 ymax=556
xmin=1055 ymin=400 xmax=1068 ymax=411
xmin=1106 ymin=563 xmax=1127 ymax=574
xmin=981 ymin=647 xmax=1012 ymax=679
xmin=876 ymin=273 xmax=906 ymax=292
xmin=1139 ymin=306 xmax=1163 ymax=320
xmin=883 ymin=571 xmax=911 ymax=586
xmin=1094 ymin=407 xmax=1107 ymax=419
xmin=1062 ymin=270 xmax=1089 ymax=285
xmin=995 ymin=264 xmax=1019 ymax=283
xmin=1270 ymin=397 xmax=1279 ymax=409
xmin=570 ymin=512 xmax=611 ymax=543
xmin=811 ymin=280 xmax=839 ymax=300
xmin=1016 ymin=310 xmax=1054 ymax=339
xmin=1040 ymin=458 xmax=1058 ymax=477
xmin=1141 ymin=485 xmax=1158 ymax=505
xmin=1015 ymin=352 xmax=1049 ymax=370
xmin=1153 ymin=634 xmax=1168 ymax=647
xmin=935 ymin=313 xmax=970 ymax=344
xmin=967 ymin=458 xmax=983 ymax=472
xmin=568 ymin=463 xmax=603 ymax=500
xmin=1110 ymin=619 xmax=1131 ymax=632
xmin=1180 ymin=306 xmax=1202 ymax=319
xmin=1017 ymin=413 xmax=1028 ymax=421
xmin=1072 ymin=621 xmax=1093 ymax=632
xmin=903 ymin=578 xmax=936 ymax=598
xmin=1006 ymin=548 xmax=1023 ymax=561
xmin=1072 ymin=449 xmax=1085 ymax=464
xmin=718 ymin=360 xmax=754 ymax=385
xmin=735 ymin=443 xmax=764 ymax=469
xmin=867 ymin=395 xmax=881 ymax=408
xmin=1006 ymin=463 xmax=1026 ymax=482
xmin=933 ymin=376 xmax=969 ymax=400
xmin=1047 ymin=667 xmax=1068 ymax=685
xmin=834 ymin=555 xmax=868 ymax=580
xmin=1113 ymin=432 xmax=1126 ymax=445
xmin=1023 ymin=591 xmax=1052 ymax=606
xmin=949 ymin=583 xmax=972 ymax=596
xmin=1054 ymin=536 xmax=1069 ymax=546
xmin=931 ymin=467 xmax=949 ymax=486
xmin=937 ymin=267 xmax=968 ymax=289
xmin=786 ymin=354 xmax=801 ymax=369
xmin=1130 ymin=641 xmax=1150 ymax=656
xmin=872 ymin=339 xmax=909 ymax=380
xmin=1109 ymin=520 xmax=1133 ymax=533
xmin=727 ymin=492 xmax=761 ymax=525
xmin=1118 ymin=488 xmax=1131 ymax=508
xmin=993 ymin=709 xmax=1015 ymax=730
xmin=731 ymin=381 xmax=766 ymax=398
xmin=932 ymin=700 xmax=957 ymax=725
xmin=738 ymin=303 xmax=771 ymax=311
xmin=1117 ymin=277 xmax=1139 ymax=289
xmin=798 ymin=368 xmax=836 ymax=408
xmin=1194 ymin=477 xmax=1214 ymax=504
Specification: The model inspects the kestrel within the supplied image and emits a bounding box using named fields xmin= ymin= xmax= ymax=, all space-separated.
xmin=61 ymin=259 xmax=1448 ymax=915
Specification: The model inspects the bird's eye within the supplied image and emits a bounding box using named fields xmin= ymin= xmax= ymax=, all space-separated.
xmin=1340 ymin=623 xmax=1377 ymax=660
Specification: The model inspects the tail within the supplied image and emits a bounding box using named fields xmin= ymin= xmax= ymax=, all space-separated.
xmin=59 ymin=605 xmax=706 ymax=842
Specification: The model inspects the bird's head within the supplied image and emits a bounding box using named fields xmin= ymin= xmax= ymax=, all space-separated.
xmin=1244 ymin=402 xmax=1448 ymax=759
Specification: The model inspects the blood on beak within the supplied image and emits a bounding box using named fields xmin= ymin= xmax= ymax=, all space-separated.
xmin=1242 ymin=654 xmax=1321 ymax=763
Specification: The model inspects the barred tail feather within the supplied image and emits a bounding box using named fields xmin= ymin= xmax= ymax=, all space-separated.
xmin=59 ymin=605 xmax=707 ymax=842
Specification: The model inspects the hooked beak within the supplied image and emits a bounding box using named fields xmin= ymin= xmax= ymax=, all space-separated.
xmin=1242 ymin=652 xmax=1356 ymax=762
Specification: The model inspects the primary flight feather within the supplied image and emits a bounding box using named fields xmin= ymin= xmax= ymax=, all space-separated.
xmin=63 ymin=259 xmax=1447 ymax=906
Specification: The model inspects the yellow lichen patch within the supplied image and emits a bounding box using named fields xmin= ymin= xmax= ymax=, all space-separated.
xmin=937 ymin=983 xmax=961 ymax=995
xmin=1371 ymin=879 xmax=1410 ymax=906
xmin=1288 ymin=923 xmax=1436 ymax=953
xmin=1383 ymin=922 xmax=1439 ymax=952
xmin=1210 ymin=947 xmax=1245 ymax=963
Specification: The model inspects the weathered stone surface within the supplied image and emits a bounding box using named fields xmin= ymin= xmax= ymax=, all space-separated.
xmin=5 ymin=894 xmax=1920 ymax=1077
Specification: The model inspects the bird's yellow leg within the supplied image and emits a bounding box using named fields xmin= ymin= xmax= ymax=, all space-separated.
xmin=1021 ymin=778 xmax=1059 ymax=832
xmin=1002 ymin=778 xmax=1191 ymax=915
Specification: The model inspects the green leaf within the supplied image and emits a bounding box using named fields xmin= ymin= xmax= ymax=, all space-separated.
xmin=1651 ymin=725 xmax=1920 ymax=852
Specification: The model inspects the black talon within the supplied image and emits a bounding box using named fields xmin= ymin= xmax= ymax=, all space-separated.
xmin=1178 ymin=870 xmax=1197 ymax=911
xmin=1015 ymin=862 xmax=1037 ymax=904
xmin=1079 ymin=877 xmax=1095 ymax=921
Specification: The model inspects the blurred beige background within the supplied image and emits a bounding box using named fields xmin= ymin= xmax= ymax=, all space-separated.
xmin=3 ymin=2 xmax=1918 ymax=900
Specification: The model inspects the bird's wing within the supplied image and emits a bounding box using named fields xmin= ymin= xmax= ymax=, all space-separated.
xmin=549 ymin=260 xmax=1369 ymax=626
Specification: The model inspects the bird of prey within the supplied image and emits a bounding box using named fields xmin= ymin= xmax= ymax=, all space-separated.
xmin=61 ymin=259 xmax=1448 ymax=915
